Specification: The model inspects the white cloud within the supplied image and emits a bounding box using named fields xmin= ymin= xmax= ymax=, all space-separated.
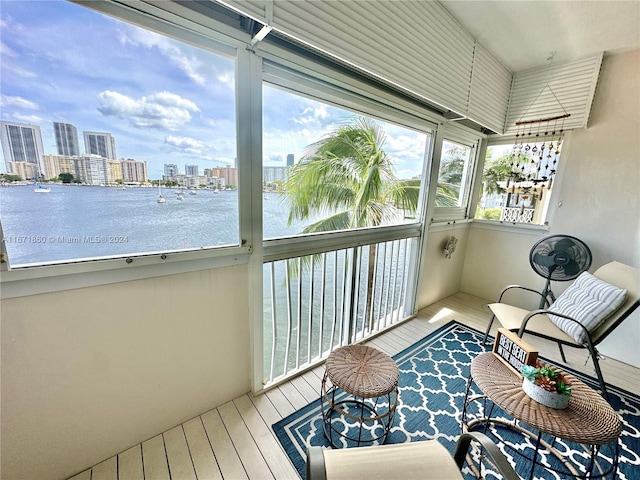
xmin=97 ymin=90 xmax=200 ymax=130
xmin=0 ymin=40 xmax=17 ymax=58
xmin=294 ymin=104 xmax=329 ymax=126
xmin=165 ymin=135 xmax=207 ymax=154
xmin=1 ymin=95 xmax=38 ymax=110
xmin=119 ymin=27 xmax=206 ymax=86
xmin=217 ymin=72 xmax=234 ymax=89
xmin=13 ymin=113 xmax=46 ymax=124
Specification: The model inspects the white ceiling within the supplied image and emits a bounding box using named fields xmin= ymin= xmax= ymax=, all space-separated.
xmin=441 ymin=0 xmax=640 ymax=72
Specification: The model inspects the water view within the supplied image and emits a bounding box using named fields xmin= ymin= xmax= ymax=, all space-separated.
xmin=0 ymin=184 xmax=306 ymax=266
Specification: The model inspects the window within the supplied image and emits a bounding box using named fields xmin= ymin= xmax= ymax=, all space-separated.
xmin=474 ymin=140 xmax=561 ymax=225
xmin=262 ymin=85 xmax=431 ymax=240
xmin=432 ymin=136 xmax=477 ymax=222
xmin=0 ymin=1 xmax=238 ymax=267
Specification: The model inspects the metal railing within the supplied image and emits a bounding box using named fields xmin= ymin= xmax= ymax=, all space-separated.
xmin=263 ymin=234 xmax=419 ymax=386
xmin=500 ymin=206 xmax=535 ymax=223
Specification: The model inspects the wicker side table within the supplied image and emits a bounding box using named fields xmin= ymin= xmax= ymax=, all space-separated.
xmin=463 ymin=351 xmax=622 ymax=479
xmin=321 ymin=344 xmax=399 ymax=448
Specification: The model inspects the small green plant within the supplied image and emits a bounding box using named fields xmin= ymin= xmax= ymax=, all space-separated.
xmin=522 ymin=363 xmax=572 ymax=396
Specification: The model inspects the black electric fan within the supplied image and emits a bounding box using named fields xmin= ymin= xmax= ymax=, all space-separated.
xmin=529 ymin=234 xmax=592 ymax=308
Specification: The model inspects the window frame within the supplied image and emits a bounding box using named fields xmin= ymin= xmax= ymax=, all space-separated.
xmin=430 ymin=125 xmax=482 ymax=224
xmin=260 ymin=58 xmax=438 ymax=256
xmin=0 ymin=0 xmax=253 ymax=289
xmin=0 ymin=0 xmax=497 ymax=299
xmin=470 ymin=131 xmax=570 ymax=229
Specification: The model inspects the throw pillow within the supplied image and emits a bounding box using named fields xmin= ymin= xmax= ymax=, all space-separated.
xmin=548 ymin=271 xmax=627 ymax=344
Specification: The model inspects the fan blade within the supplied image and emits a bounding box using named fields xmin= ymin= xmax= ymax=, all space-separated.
xmin=532 ymin=252 xmax=557 ymax=267
xmin=553 ymin=237 xmax=576 ymax=252
xmin=563 ymin=259 xmax=581 ymax=276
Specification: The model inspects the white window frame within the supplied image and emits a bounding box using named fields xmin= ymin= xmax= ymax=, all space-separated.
xmin=0 ymin=0 xmax=254 ymax=295
xmin=469 ymin=131 xmax=571 ymax=231
xmin=430 ymin=125 xmax=482 ymax=224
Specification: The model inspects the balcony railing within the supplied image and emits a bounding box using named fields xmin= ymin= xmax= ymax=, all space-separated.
xmin=262 ymin=227 xmax=420 ymax=387
xmin=500 ymin=206 xmax=535 ymax=223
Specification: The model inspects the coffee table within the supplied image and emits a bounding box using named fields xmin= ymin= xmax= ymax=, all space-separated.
xmin=462 ymin=352 xmax=621 ymax=479
xmin=321 ymin=344 xmax=399 ymax=448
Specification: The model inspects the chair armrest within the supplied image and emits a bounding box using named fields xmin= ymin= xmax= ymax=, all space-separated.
xmin=306 ymin=446 xmax=327 ymax=480
xmin=519 ymin=309 xmax=590 ymax=344
xmin=453 ymin=432 xmax=519 ymax=480
xmin=497 ymin=285 xmax=550 ymax=308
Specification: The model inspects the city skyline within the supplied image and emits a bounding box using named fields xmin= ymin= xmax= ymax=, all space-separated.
xmin=0 ymin=0 xmax=428 ymax=181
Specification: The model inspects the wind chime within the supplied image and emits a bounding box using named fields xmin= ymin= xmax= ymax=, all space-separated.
xmin=506 ymin=60 xmax=571 ymax=216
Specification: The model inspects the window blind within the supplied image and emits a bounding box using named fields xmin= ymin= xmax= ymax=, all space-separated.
xmin=505 ymin=53 xmax=604 ymax=134
xmin=219 ymin=0 xmax=511 ymax=133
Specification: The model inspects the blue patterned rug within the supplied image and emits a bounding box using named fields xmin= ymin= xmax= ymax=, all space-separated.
xmin=273 ymin=321 xmax=640 ymax=479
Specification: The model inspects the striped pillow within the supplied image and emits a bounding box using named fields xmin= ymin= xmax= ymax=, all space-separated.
xmin=548 ymin=271 xmax=627 ymax=344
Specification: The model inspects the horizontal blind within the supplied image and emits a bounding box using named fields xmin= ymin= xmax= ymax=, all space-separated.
xmin=468 ymin=43 xmax=512 ymax=134
xmin=220 ymin=0 xmax=511 ymax=132
xmin=217 ymin=0 xmax=269 ymax=22
xmin=271 ymin=1 xmax=475 ymax=116
xmin=505 ymin=53 xmax=603 ymax=134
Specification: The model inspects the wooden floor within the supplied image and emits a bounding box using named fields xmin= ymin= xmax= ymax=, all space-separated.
xmin=68 ymin=292 xmax=639 ymax=480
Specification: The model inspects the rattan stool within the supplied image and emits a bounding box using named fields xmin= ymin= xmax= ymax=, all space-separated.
xmin=321 ymin=344 xmax=399 ymax=448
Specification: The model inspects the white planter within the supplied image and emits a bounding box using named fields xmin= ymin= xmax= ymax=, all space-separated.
xmin=522 ymin=378 xmax=570 ymax=409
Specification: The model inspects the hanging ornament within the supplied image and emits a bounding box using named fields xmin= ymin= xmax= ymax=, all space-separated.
xmin=507 ymin=113 xmax=569 ymax=212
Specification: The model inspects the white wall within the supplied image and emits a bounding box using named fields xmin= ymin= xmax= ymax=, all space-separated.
xmin=1 ymin=265 xmax=250 ymax=480
xmin=416 ymin=224 xmax=470 ymax=309
xmin=461 ymin=50 xmax=640 ymax=366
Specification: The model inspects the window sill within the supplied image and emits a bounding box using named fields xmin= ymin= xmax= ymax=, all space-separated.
xmin=469 ymin=218 xmax=550 ymax=235
xmin=0 ymin=246 xmax=251 ymax=299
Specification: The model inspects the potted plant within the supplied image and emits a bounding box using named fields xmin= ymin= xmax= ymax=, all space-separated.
xmin=521 ymin=363 xmax=572 ymax=409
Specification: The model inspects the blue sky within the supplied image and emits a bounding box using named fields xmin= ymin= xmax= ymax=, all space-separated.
xmin=1 ymin=0 xmax=428 ymax=180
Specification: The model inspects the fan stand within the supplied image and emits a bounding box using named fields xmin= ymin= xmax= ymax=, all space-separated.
xmin=539 ymin=276 xmax=556 ymax=309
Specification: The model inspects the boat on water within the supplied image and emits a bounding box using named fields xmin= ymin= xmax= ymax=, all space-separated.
xmin=176 ymin=188 xmax=185 ymax=201
xmin=33 ymin=179 xmax=51 ymax=193
xmin=157 ymin=183 xmax=165 ymax=203
xmin=189 ymin=189 xmax=197 ymax=195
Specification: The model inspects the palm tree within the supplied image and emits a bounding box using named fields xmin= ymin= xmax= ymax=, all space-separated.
xmin=283 ymin=116 xmax=420 ymax=232
xmin=435 ymin=143 xmax=467 ymax=207
xmin=281 ymin=116 xmax=420 ymax=335
xmin=482 ymin=153 xmax=512 ymax=196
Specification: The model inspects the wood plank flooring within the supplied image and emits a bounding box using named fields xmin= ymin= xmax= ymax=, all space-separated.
xmin=68 ymin=292 xmax=640 ymax=480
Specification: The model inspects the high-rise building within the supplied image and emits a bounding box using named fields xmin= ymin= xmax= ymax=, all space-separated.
xmin=0 ymin=121 xmax=45 ymax=175
xmin=263 ymin=166 xmax=287 ymax=183
xmin=42 ymin=154 xmax=75 ymax=179
xmin=164 ymin=163 xmax=179 ymax=177
xmin=287 ymin=153 xmax=294 ymax=167
xmin=54 ymin=122 xmax=80 ymax=156
xmin=73 ymin=154 xmax=107 ymax=185
xmin=83 ymin=131 xmax=117 ymax=160
xmin=185 ymin=164 xmax=198 ymax=176
xmin=121 ymin=158 xmax=148 ymax=183
xmin=206 ymin=165 xmax=237 ymax=187
xmin=106 ymin=160 xmax=123 ymax=184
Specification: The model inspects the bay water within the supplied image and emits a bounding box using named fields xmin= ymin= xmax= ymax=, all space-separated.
xmin=0 ymin=184 xmax=305 ymax=266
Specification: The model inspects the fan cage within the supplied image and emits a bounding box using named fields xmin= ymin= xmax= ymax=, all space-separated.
xmin=529 ymin=235 xmax=592 ymax=282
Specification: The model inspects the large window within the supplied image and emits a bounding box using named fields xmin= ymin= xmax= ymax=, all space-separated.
xmin=262 ymin=85 xmax=431 ymax=240
xmin=0 ymin=0 xmax=238 ymax=267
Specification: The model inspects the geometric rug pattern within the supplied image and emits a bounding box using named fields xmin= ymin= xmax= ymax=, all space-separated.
xmin=273 ymin=321 xmax=640 ymax=479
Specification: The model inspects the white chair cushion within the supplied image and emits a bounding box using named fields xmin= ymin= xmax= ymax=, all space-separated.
xmin=548 ymin=271 xmax=627 ymax=344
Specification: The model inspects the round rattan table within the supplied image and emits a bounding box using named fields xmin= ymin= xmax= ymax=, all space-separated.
xmin=321 ymin=344 xmax=399 ymax=448
xmin=463 ymin=351 xmax=622 ymax=479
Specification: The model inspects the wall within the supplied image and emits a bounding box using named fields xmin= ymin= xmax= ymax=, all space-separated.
xmin=416 ymin=224 xmax=470 ymax=309
xmin=461 ymin=49 xmax=640 ymax=366
xmin=1 ymin=264 xmax=250 ymax=480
